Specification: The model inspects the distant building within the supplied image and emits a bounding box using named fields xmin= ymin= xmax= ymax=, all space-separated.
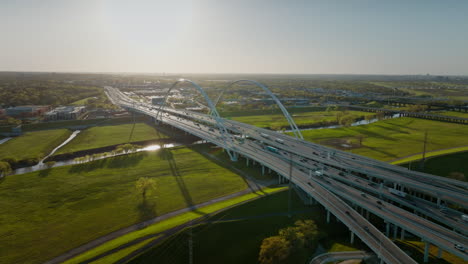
xmin=45 ymin=106 xmax=86 ymax=121
xmin=5 ymin=105 xmax=50 ymax=118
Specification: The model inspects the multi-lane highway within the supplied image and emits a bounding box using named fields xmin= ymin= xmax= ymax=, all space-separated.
xmin=105 ymin=84 xmax=468 ymax=263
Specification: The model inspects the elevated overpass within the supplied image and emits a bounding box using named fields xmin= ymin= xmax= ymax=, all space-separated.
xmin=105 ymin=80 xmax=467 ymax=264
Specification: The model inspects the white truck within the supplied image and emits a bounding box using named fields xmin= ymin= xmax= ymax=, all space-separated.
xmin=388 ymin=188 xmax=407 ymax=198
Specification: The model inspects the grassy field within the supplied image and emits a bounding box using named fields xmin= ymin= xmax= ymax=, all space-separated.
xmin=298 ymin=117 xmax=468 ymax=161
xmin=56 ymin=122 xmax=168 ymax=155
xmin=64 ymin=187 xmax=286 ymax=264
xmin=229 ymin=110 xmax=375 ymax=130
xmin=0 ymin=129 xmax=71 ymax=163
xmin=433 ymin=111 xmax=468 ymax=118
xmin=400 ymin=151 xmax=468 ymax=181
xmin=70 ymin=96 xmax=97 ymax=105
xmin=0 ymin=147 xmax=249 ymax=264
xmin=127 ymin=191 xmax=360 ymax=264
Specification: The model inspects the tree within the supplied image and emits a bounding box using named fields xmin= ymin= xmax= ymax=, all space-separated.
xmin=0 ymin=161 xmax=12 ymax=177
xmin=293 ymin=220 xmax=319 ymax=247
xmin=136 ymin=177 xmax=157 ymax=200
xmin=279 ymin=226 xmax=304 ymax=249
xmin=340 ymin=115 xmax=355 ymax=127
xmin=258 ymin=236 xmax=291 ymax=264
xmin=356 ymin=134 xmax=364 ymax=147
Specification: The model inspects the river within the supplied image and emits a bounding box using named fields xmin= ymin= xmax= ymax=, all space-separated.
xmin=0 ymin=137 xmax=12 ymax=145
xmin=11 ymin=143 xmax=180 ymax=176
xmin=284 ymin=113 xmax=400 ymax=132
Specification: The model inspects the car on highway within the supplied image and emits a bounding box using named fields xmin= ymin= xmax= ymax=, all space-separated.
xmin=454 ymin=244 xmax=465 ymax=252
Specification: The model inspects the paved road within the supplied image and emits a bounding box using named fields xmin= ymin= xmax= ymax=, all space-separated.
xmin=309 ymin=251 xmax=374 ymax=264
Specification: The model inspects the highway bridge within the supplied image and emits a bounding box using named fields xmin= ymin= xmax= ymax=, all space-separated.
xmin=105 ymin=79 xmax=468 ymax=264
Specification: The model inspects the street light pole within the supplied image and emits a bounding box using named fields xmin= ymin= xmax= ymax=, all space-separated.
xmin=288 ymin=152 xmax=293 ymax=218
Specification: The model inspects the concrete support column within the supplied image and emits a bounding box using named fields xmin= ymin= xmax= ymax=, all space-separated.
xmin=268 ymin=168 xmax=271 ymax=173
xmin=393 ymin=225 xmax=398 ymax=239
xmin=246 ymin=158 xmax=249 ymax=166
xmin=400 ymin=229 xmax=405 ymax=240
xmin=437 ymin=247 xmax=442 ymax=258
xmin=365 ymin=210 xmax=370 ymax=219
xmin=437 ymin=197 xmax=441 ymax=206
xmin=424 ymin=241 xmax=430 ymax=263
xmin=385 ymin=222 xmax=390 ymax=237
xmin=350 ymin=231 xmax=355 ymax=244
xmin=326 ymin=210 xmax=331 ymax=223
xmin=261 ymin=165 xmax=265 ymax=175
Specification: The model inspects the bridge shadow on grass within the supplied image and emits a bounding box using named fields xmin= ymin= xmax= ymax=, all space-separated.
xmin=372 ymin=124 xmax=410 ymax=135
xmin=188 ymin=145 xmax=268 ymax=196
xmin=159 ymin=149 xmax=204 ymax=215
xmin=365 ymin=146 xmax=399 ymax=159
xmin=352 ymin=127 xmax=396 ymax=141
xmin=67 ymin=153 xmax=145 ymax=174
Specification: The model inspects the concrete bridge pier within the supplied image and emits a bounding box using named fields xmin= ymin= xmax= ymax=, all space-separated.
xmin=246 ymin=158 xmax=249 ymax=167
xmin=350 ymin=231 xmax=355 ymax=244
xmin=400 ymin=228 xmax=405 ymax=240
xmin=261 ymin=165 xmax=265 ymax=175
xmin=437 ymin=247 xmax=442 ymax=258
xmin=393 ymin=225 xmax=398 ymax=239
xmin=423 ymin=241 xmax=430 ymax=263
xmin=326 ymin=210 xmax=331 ymax=223
xmin=385 ymin=222 xmax=390 ymax=237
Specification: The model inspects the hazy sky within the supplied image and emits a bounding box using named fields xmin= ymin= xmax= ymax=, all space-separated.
xmin=1 ymin=0 xmax=467 ymax=75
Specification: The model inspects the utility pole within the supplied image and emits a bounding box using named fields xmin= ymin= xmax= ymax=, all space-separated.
xmin=419 ymin=130 xmax=428 ymax=170
xmin=188 ymin=220 xmax=193 ymax=264
xmin=288 ymin=153 xmax=293 ymax=218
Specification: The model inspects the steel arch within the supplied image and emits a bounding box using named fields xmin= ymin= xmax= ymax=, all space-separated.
xmin=214 ymin=80 xmax=303 ymax=139
xmin=155 ymin=79 xmax=238 ymax=161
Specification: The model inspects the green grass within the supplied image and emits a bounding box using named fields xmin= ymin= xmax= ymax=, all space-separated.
xmin=400 ymin=151 xmax=468 ymax=181
xmin=70 ymin=96 xmax=96 ymax=105
xmin=56 ymin=122 xmax=168 ymax=155
xmin=0 ymin=129 xmax=71 ymax=162
xmin=327 ymin=242 xmax=359 ymax=252
xmin=433 ymin=111 xmax=468 ymax=118
xmin=391 ymin=146 xmax=468 ymax=165
xmin=0 ymin=147 xmax=249 ymax=264
xmin=230 ymin=110 xmax=375 ymax=130
xmin=89 ymin=237 xmax=157 ymax=264
xmin=63 ymin=187 xmax=286 ymax=264
xmin=297 ymin=117 xmax=468 ymax=161
xmin=127 ymin=191 xmax=358 ymax=264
